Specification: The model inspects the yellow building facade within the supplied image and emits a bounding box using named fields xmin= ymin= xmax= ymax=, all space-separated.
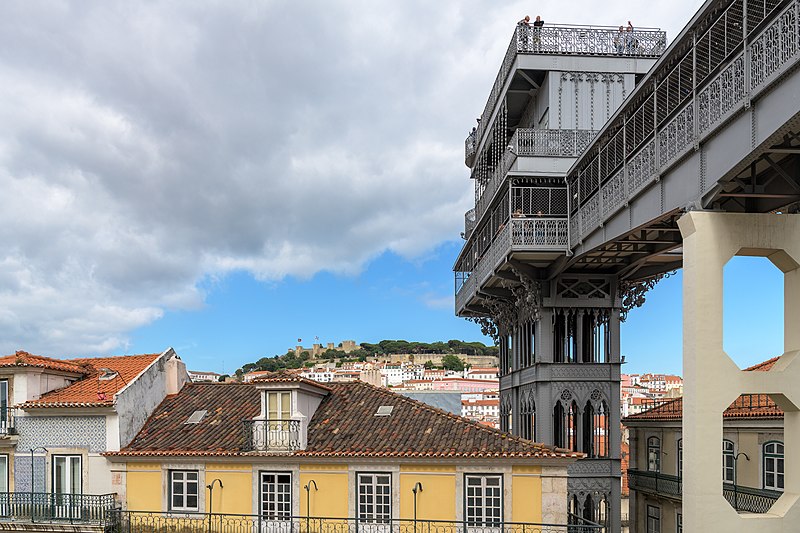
xmin=106 ymin=375 xmax=580 ymax=526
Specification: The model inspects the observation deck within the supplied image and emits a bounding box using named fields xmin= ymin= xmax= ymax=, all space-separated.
xmin=455 ymin=23 xmax=665 ymax=317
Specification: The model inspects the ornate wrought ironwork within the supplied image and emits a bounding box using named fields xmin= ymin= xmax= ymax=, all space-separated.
xmin=628 ymin=470 xmax=781 ymax=514
xmin=511 ymin=218 xmax=569 ymax=249
xmin=513 ymin=129 xmax=598 ymax=157
xmin=242 ymin=419 xmax=301 ymax=452
xmin=568 ymin=0 xmax=800 ymax=241
xmin=0 ymin=492 xmax=116 ymax=524
xmin=618 ymin=272 xmax=673 ymax=321
xmin=464 ymin=130 xmax=477 ymax=166
xmin=107 ymin=511 xmax=606 ymax=533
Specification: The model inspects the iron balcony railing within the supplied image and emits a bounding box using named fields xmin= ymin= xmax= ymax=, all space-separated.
xmin=465 ymin=130 xmax=478 ymax=166
xmin=628 ymin=470 xmax=782 ymax=514
xmin=513 ymin=129 xmax=598 ymax=158
xmin=568 ymin=0 xmax=800 ymax=243
xmin=474 ymin=24 xmax=665 ymax=154
xmin=723 ymin=483 xmax=782 ymax=514
xmin=627 ymin=470 xmax=682 ymax=499
xmin=0 ymin=407 xmax=15 ymax=435
xmin=455 ymin=218 xmax=568 ymax=310
xmin=472 ymin=129 xmax=594 ymax=237
xmin=0 ymin=492 xmax=117 ymax=524
xmin=106 ymin=511 xmax=606 ymax=533
xmin=242 ymin=419 xmax=301 ymax=452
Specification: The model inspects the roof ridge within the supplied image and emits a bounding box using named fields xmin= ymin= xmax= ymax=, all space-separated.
xmin=343 ymin=380 xmax=562 ymax=453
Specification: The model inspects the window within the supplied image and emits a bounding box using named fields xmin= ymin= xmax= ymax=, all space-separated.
xmin=465 ymin=474 xmax=502 ymax=526
xmin=52 ymin=455 xmax=81 ymax=495
xmin=0 ymin=381 xmax=7 ymax=433
xmin=723 ymin=440 xmax=735 ymax=483
xmin=647 ymin=437 xmax=661 ymax=472
xmin=676 ymin=513 xmax=682 ymax=533
xmin=260 ymin=472 xmax=291 ymax=519
xmin=677 ymin=439 xmax=683 ymax=478
xmin=169 ymin=470 xmax=199 ymax=512
xmin=267 ymin=391 xmax=291 ymax=420
xmin=646 ymin=505 xmax=660 ymax=533
xmin=0 ymin=455 xmax=7 ymax=493
xmin=357 ymin=473 xmax=391 ymax=523
xmin=763 ymin=441 xmax=784 ymax=491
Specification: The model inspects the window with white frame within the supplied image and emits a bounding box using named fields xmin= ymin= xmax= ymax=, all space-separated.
xmin=763 ymin=441 xmax=784 ymax=491
xmin=52 ymin=455 xmax=81 ymax=495
xmin=723 ymin=439 xmax=735 ymax=483
xmin=0 ymin=455 xmax=7 ymax=493
xmin=357 ymin=473 xmax=391 ymax=523
xmin=169 ymin=470 xmax=199 ymax=512
xmin=646 ymin=505 xmax=660 ymax=533
xmin=260 ymin=472 xmax=291 ymax=519
xmin=677 ymin=439 xmax=682 ymax=478
xmin=647 ymin=437 xmax=661 ymax=472
xmin=465 ymin=474 xmax=502 ymax=526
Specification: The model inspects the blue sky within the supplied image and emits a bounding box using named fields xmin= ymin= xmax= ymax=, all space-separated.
xmin=4 ymin=0 xmax=785 ymax=374
xmin=128 ymin=249 xmax=785 ymax=377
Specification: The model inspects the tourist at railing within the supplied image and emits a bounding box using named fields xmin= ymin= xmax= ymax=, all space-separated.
xmin=533 ymin=15 xmax=544 ymax=52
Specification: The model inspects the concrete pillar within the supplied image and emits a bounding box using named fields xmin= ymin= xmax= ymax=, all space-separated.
xmin=679 ymin=212 xmax=800 ymax=533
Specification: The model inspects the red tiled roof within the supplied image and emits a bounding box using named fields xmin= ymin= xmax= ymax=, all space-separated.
xmin=20 ymin=353 xmax=162 ymax=408
xmin=0 ymin=351 xmax=88 ymax=375
xmin=108 ymin=381 xmax=583 ymax=459
xmin=624 ymin=357 xmax=783 ymax=422
xmin=249 ymin=371 xmax=333 ymax=391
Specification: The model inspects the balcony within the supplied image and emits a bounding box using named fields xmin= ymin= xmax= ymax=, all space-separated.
xmin=473 ymin=24 xmax=665 ymax=157
xmin=0 ymin=492 xmax=117 ymax=525
xmin=242 ymin=419 xmax=301 ymax=452
xmin=0 ymin=408 xmax=15 ymax=435
xmin=628 ymin=470 xmax=782 ymax=514
xmin=465 ymin=130 xmax=477 ymax=167
xmin=473 ymin=129 xmax=594 ymax=231
xmin=455 ymin=217 xmax=568 ymax=313
xmin=108 ymin=511 xmax=607 ymax=533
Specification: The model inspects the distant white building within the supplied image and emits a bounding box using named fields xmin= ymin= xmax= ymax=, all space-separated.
xmin=188 ymin=370 xmax=221 ymax=382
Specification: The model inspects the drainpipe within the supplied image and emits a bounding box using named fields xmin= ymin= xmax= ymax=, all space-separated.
xmin=206 ymin=478 xmax=223 ymax=533
xmin=304 ymin=479 xmax=318 ymax=533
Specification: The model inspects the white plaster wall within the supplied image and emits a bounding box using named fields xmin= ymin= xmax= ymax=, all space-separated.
xmin=115 ymin=349 xmax=187 ymax=449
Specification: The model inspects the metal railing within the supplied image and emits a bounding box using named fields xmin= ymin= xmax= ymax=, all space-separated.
xmin=628 ymin=470 xmax=782 ymax=514
xmin=723 ymin=483 xmax=782 ymax=514
xmin=106 ymin=512 xmax=606 ymax=533
xmin=568 ymin=0 xmax=800 ymax=243
xmin=517 ymin=24 xmax=666 ymax=57
xmin=627 ymin=470 xmax=682 ymax=498
xmin=474 ymin=24 xmax=665 ymax=154
xmin=511 ymin=218 xmax=569 ymax=249
xmin=513 ymin=129 xmax=598 ymax=158
xmin=465 ymin=130 xmax=478 ymax=166
xmin=455 ymin=217 xmax=569 ymax=309
xmin=0 ymin=407 xmax=15 ymax=435
xmin=0 ymin=492 xmax=116 ymax=524
xmin=242 ymin=419 xmax=301 ymax=452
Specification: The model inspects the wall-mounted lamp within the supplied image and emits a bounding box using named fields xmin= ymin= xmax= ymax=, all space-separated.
xmin=304 ymin=479 xmax=318 ymax=518
xmin=412 ymin=482 xmax=424 ymax=523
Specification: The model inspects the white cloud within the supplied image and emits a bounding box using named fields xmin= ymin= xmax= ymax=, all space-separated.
xmin=0 ymin=0 xmax=705 ymax=355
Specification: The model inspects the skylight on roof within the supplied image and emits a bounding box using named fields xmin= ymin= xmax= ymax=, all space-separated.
xmin=374 ymin=405 xmax=394 ymax=417
xmin=185 ymin=410 xmax=208 ymax=424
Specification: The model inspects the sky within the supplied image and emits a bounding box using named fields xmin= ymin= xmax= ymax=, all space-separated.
xmin=0 ymin=0 xmax=785 ymax=376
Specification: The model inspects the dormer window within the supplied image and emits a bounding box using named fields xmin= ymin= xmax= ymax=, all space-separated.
xmin=245 ymin=374 xmax=330 ymax=453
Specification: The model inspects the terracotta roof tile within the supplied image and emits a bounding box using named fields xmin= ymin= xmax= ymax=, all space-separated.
xmin=250 ymin=371 xmax=333 ymax=391
xmin=20 ymin=353 xmax=162 ymax=408
xmin=0 ymin=351 xmax=87 ymax=375
xmin=110 ymin=381 xmax=582 ymax=459
xmin=624 ymin=357 xmax=783 ymax=422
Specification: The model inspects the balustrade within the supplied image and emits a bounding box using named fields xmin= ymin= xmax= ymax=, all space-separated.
xmin=568 ymin=0 xmax=800 ymax=243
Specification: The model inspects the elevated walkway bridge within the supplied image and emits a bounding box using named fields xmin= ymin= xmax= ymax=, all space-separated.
xmin=456 ymin=0 xmax=800 ymax=318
